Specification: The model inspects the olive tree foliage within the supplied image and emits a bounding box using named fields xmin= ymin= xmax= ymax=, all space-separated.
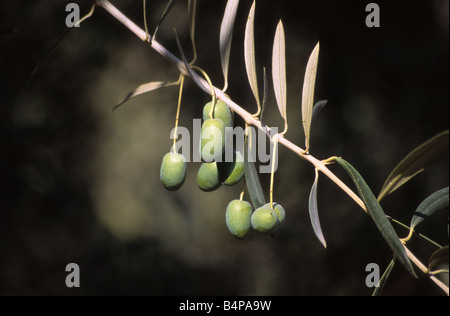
xmin=76 ymin=0 xmax=448 ymax=295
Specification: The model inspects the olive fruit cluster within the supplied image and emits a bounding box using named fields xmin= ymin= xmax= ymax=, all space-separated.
xmin=225 ymin=200 xmax=286 ymax=238
xmin=197 ymin=100 xmax=244 ymax=191
xmin=159 ymin=99 xmax=286 ymax=239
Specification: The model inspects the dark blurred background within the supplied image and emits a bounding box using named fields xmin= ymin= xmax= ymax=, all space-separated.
xmin=0 ymin=0 xmax=448 ymax=296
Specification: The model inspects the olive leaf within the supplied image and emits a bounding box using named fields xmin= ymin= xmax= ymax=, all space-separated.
xmin=220 ymin=0 xmax=240 ymax=92
xmin=188 ymin=0 xmax=197 ymax=63
xmin=428 ymin=246 xmax=449 ymax=273
xmin=378 ymin=130 xmax=449 ymax=201
xmin=111 ymin=81 xmax=179 ymax=111
xmin=188 ymin=0 xmax=197 ymax=44
xmin=409 ymin=187 xmax=449 ymax=234
xmin=244 ymin=134 xmax=265 ymax=209
xmin=153 ymin=0 xmax=179 ymax=40
xmin=335 ymin=158 xmax=417 ymax=278
xmin=244 ymin=1 xmax=260 ymax=110
xmin=272 ymin=20 xmax=287 ymax=126
xmin=309 ymin=168 xmax=327 ymax=248
xmin=260 ymin=67 xmax=269 ymax=135
xmin=143 ymin=0 xmax=150 ymax=40
xmin=372 ymin=259 xmax=396 ymax=296
xmin=311 ymin=100 xmax=328 ymax=122
xmin=301 ymin=42 xmax=320 ymax=152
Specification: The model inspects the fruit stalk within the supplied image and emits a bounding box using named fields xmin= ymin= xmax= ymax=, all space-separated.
xmin=172 ymin=75 xmax=185 ymax=153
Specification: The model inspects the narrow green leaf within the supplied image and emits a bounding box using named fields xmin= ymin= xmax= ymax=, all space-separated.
xmin=372 ymin=259 xmax=396 ymax=296
xmin=153 ymin=0 xmax=179 ymax=40
xmin=188 ymin=0 xmax=197 ymax=63
xmin=143 ymin=0 xmax=150 ymax=40
xmin=188 ymin=0 xmax=197 ymax=44
xmin=244 ymin=1 xmax=260 ymax=108
xmin=311 ymin=100 xmax=328 ymax=122
xmin=378 ymin=130 xmax=449 ymax=201
xmin=309 ymin=168 xmax=327 ymax=248
xmin=220 ymin=0 xmax=240 ymax=92
xmin=335 ymin=158 xmax=417 ymax=278
xmin=428 ymin=246 xmax=449 ymax=272
xmin=111 ymin=81 xmax=178 ymax=111
xmin=301 ymin=42 xmax=320 ymax=152
xmin=260 ymin=67 xmax=269 ymax=131
xmin=410 ymin=187 xmax=449 ymax=232
xmin=272 ymin=20 xmax=287 ymax=121
xmin=244 ymin=135 xmax=265 ymax=209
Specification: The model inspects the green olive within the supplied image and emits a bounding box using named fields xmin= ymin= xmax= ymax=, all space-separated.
xmin=160 ymin=152 xmax=187 ymax=191
xmin=225 ymin=199 xmax=252 ymax=239
xmin=220 ymin=151 xmax=245 ymax=186
xmin=203 ymin=100 xmax=233 ymax=128
xmin=197 ymin=162 xmax=222 ymax=192
xmin=251 ymin=204 xmax=279 ymax=234
xmin=200 ymin=118 xmax=225 ymax=162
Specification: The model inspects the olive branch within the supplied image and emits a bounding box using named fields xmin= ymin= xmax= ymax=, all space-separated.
xmin=79 ymin=0 xmax=448 ymax=295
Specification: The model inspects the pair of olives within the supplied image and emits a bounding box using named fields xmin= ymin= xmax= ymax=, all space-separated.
xmin=197 ymin=151 xmax=245 ymax=191
xmin=197 ymin=100 xmax=244 ymax=191
xmin=225 ymin=201 xmax=286 ymax=238
xmin=251 ymin=202 xmax=286 ymax=234
xmin=160 ymin=149 xmax=244 ymax=192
